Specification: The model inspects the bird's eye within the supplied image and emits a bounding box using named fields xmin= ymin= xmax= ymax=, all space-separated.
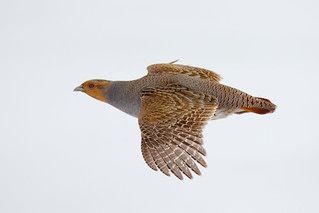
xmin=88 ymin=84 xmax=95 ymax=89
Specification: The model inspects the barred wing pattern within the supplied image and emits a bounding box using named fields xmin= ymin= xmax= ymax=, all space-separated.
xmin=139 ymin=84 xmax=218 ymax=179
xmin=147 ymin=63 xmax=222 ymax=82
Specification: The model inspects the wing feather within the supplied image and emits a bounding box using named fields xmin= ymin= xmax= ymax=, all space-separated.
xmin=147 ymin=63 xmax=222 ymax=82
xmin=139 ymin=84 xmax=218 ymax=179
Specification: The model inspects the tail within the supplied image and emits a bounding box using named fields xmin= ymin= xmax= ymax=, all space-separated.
xmin=239 ymin=97 xmax=276 ymax=115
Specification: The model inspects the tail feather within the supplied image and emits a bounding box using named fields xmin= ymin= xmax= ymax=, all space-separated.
xmin=241 ymin=97 xmax=276 ymax=115
xmin=241 ymin=107 xmax=274 ymax=114
xmin=255 ymin=97 xmax=271 ymax=102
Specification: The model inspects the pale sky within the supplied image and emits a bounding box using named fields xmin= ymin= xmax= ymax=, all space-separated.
xmin=1 ymin=0 xmax=318 ymax=212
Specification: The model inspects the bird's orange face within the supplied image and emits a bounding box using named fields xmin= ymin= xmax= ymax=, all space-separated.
xmin=74 ymin=80 xmax=111 ymax=102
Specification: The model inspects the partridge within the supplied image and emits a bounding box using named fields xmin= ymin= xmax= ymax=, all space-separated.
xmin=74 ymin=62 xmax=276 ymax=180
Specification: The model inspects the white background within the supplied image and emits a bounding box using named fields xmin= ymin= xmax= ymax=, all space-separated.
xmin=1 ymin=0 xmax=318 ymax=212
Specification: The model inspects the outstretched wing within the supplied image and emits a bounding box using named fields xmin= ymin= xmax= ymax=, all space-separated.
xmin=139 ymin=84 xmax=218 ymax=179
xmin=147 ymin=63 xmax=222 ymax=82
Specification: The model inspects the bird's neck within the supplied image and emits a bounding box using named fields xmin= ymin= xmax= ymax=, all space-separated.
xmin=105 ymin=80 xmax=141 ymax=117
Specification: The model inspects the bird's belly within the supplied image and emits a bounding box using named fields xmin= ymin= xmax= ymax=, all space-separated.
xmin=211 ymin=108 xmax=238 ymax=120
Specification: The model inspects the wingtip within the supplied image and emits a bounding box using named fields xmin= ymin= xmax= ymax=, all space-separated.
xmin=177 ymin=175 xmax=184 ymax=180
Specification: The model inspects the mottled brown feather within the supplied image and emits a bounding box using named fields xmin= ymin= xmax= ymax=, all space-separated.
xmin=141 ymin=142 xmax=157 ymax=171
xmin=147 ymin=63 xmax=222 ymax=82
xmin=139 ymin=84 xmax=218 ymax=179
xmin=143 ymin=137 xmax=170 ymax=176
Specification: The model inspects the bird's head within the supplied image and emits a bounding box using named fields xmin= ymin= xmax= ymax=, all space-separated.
xmin=74 ymin=79 xmax=111 ymax=102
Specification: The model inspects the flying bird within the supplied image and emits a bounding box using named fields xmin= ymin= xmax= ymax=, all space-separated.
xmin=74 ymin=62 xmax=276 ymax=180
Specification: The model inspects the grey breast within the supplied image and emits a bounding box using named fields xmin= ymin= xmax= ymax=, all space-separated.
xmin=106 ymin=81 xmax=142 ymax=117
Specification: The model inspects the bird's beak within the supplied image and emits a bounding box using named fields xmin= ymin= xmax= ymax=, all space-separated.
xmin=73 ymin=85 xmax=84 ymax=92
